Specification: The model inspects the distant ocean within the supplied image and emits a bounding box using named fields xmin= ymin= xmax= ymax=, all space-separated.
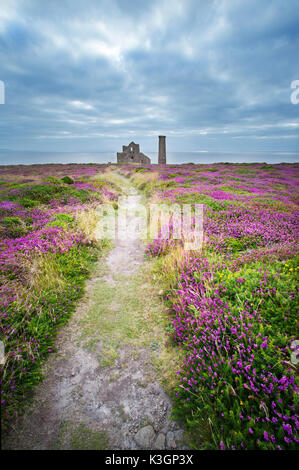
xmin=0 ymin=150 xmax=298 ymax=166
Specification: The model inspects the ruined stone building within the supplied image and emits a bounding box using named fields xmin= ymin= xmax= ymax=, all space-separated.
xmin=116 ymin=136 xmax=167 ymax=164
xmin=117 ymin=141 xmax=151 ymax=164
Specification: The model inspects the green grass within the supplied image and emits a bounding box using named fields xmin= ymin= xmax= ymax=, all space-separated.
xmin=174 ymin=192 xmax=236 ymax=211
xmin=213 ymin=258 xmax=298 ymax=337
xmin=57 ymin=421 xmax=108 ymax=450
xmin=1 ymin=243 xmax=103 ymax=431
xmin=47 ymin=213 xmax=75 ymax=230
xmin=3 ymin=181 xmax=100 ymax=207
xmin=78 ymin=259 xmax=184 ymax=393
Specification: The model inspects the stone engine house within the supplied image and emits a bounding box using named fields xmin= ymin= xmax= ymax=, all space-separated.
xmin=117 ymin=141 xmax=151 ymax=165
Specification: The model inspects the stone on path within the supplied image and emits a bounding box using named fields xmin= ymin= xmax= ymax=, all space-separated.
xmin=166 ymin=431 xmax=177 ymax=449
xmin=153 ymin=433 xmax=166 ymax=449
xmin=134 ymin=425 xmax=155 ymax=449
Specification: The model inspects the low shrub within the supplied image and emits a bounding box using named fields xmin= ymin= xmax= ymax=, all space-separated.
xmin=61 ymin=176 xmax=74 ymax=184
xmin=47 ymin=213 xmax=75 ymax=230
xmin=1 ymin=244 xmax=99 ymax=432
xmin=166 ymin=255 xmax=299 ymax=450
xmin=1 ymin=216 xmax=26 ymax=238
xmin=0 ymin=165 xmax=118 ymax=435
xmin=140 ymin=163 xmax=299 ymax=451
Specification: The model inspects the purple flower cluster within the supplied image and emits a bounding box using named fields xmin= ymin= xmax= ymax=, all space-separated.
xmin=168 ymin=254 xmax=298 ymax=449
xmin=0 ymin=164 xmax=119 ymax=431
xmin=141 ymin=163 xmax=299 ymax=450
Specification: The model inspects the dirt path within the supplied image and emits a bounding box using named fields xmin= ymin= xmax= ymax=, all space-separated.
xmin=4 ymin=185 xmax=186 ymax=450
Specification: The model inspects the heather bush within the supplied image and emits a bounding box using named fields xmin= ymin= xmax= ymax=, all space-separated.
xmin=61 ymin=175 xmax=74 ymax=184
xmin=214 ymin=259 xmax=298 ymax=337
xmin=1 ymin=244 xmax=98 ymax=430
xmin=1 ymin=217 xmax=26 ymax=238
xmin=0 ymin=165 xmax=118 ymax=433
xmin=19 ymin=198 xmax=39 ymax=208
xmin=167 ymin=254 xmax=298 ymax=450
xmin=142 ymin=163 xmax=299 ymax=450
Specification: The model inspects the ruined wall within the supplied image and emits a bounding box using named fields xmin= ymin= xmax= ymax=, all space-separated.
xmin=122 ymin=142 xmax=140 ymax=154
xmin=117 ymin=152 xmax=150 ymax=164
xmin=117 ymin=141 xmax=151 ymax=164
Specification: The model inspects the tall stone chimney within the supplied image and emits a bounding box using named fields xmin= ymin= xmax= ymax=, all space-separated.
xmin=158 ymin=135 xmax=166 ymax=165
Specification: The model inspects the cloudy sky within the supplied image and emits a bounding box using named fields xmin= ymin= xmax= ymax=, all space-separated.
xmin=0 ymin=0 xmax=298 ymax=155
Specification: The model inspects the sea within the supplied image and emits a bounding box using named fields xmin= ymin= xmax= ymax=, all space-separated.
xmin=0 ymin=150 xmax=298 ymax=166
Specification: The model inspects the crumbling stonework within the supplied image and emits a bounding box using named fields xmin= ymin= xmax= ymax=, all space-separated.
xmin=117 ymin=141 xmax=151 ymax=164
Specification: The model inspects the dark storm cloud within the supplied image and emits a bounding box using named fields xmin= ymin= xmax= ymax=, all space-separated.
xmin=0 ymin=0 xmax=298 ymax=153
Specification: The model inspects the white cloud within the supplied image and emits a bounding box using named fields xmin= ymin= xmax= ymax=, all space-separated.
xmin=19 ymin=0 xmax=190 ymax=71
xmin=0 ymin=0 xmax=21 ymax=33
xmin=69 ymin=100 xmax=94 ymax=110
